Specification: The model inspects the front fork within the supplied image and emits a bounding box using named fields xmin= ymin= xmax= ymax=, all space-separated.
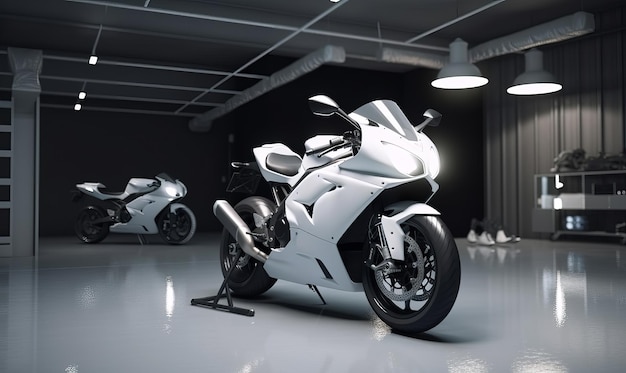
xmin=367 ymin=215 xmax=401 ymax=276
xmin=366 ymin=202 xmax=441 ymax=274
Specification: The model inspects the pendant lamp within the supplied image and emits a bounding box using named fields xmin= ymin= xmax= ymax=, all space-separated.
xmin=507 ymin=49 xmax=562 ymax=95
xmin=431 ymin=38 xmax=488 ymax=89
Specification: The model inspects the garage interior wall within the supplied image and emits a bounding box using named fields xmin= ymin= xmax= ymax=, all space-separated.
xmin=38 ymin=62 xmax=484 ymax=238
xmin=483 ymin=6 xmax=626 ymax=239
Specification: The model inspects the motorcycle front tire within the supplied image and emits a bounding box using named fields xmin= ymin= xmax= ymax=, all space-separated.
xmin=219 ymin=196 xmax=277 ymax=297
xmin=74 ymin=205 xmax=110 ymax=243
xmin=157 ymin=203 xmax=197 ymax=245
xmin=363 ymin=215 xmax=461 ymax=334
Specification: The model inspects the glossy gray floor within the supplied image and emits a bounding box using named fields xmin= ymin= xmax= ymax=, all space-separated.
xmin=1 ymin=234 xmax=625 ymax=373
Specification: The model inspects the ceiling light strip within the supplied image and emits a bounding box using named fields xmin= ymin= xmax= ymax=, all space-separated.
xmin=406 ymin=0 xmax=508 ymax=43
xmin=176 ymin=0 xmax=350 ymax=114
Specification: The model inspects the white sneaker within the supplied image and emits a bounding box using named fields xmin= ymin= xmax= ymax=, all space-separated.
xmin=495 ymin=229 xmax=521 ymax=243
xmin=477 ymin=231 xmax=495 ymax=246
xmin=467 ymin=229 xmax=478 ymax=243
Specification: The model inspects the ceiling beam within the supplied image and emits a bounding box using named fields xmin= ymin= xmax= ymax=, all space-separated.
xmin=179 ymin=0 xmax=350 ymax=116
xmin=65 ymin=0 xmax=447 ymax=52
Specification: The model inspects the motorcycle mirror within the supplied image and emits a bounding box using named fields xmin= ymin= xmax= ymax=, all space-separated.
xmin=415 ymin=109 xmax=442 ymax=132
xmin=308 ymin=95 xmax=340 ymax=116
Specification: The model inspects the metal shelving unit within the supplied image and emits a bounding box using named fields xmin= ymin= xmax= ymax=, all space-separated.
xmin=532 ymin=170 xmax=626 ymax=244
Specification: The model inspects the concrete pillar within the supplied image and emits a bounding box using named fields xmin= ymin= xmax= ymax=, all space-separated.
xmin=8 ymin=47 xmax=42 ymax=257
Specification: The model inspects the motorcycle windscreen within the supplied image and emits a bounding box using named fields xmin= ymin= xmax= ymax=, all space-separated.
xmin=351 ymin=100 xmax=418 ymax=141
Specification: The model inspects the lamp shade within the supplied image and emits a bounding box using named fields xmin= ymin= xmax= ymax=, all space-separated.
xmin=432 ymin=38 xmax=488 ymax=89
xmin=507 ymin=49 xmax=562 ymax=95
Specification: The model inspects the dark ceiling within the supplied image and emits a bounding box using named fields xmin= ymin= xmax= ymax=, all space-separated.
xmin=0 ymin=0 xmax=623 ymax=121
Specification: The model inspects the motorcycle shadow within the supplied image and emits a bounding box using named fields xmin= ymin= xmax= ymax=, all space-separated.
xmin=251 ymin=290 xmax=372 ymax=322
xmin=391 ymin=329 xmax=482 ymax=343
xmin=238 ymin=287 xmax=487 ymax=343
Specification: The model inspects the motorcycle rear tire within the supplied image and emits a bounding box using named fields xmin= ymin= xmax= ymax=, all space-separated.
xmin=219 ymin=196 xmax=277 ymax=297
xmin=157 ymin=203 xmax=197 ymax=245
xmin=363 ymin=215 xmax=461 ymax=334
xmin=74 ymin=205 xmax=110 ymax=243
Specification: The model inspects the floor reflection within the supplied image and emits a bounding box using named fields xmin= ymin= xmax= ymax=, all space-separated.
xmin=0 ymin=235 xmax=625 ymax=372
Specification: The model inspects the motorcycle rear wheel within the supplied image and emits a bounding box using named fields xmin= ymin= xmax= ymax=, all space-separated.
xmin=157 ymin=204 xmax=197 ymax=245
xmin=219 ymin=196 xmax=277 ymax=297
xmin=363 ymin=215 xmax=460 ymax=334
xmin=74 ymin=206 xmax=110 ymax=243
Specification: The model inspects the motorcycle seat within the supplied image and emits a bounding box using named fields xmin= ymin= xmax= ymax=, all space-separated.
xmin=265 ymin=153 xmax=302 ymax=176
xmin=99 ymin=189 xmax=125 ymax=197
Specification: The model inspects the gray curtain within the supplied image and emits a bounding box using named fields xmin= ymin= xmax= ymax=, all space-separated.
xmin=482 ymin=8 xmax=625 ymax=238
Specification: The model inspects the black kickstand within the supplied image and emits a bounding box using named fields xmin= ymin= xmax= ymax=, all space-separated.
xmin=308 ymin=284 xmax=327 ymax=305
xmin=190 ymin=250 xmax=255 ymax=316
xmin=137 ymin=234 xmax=148 ymax=245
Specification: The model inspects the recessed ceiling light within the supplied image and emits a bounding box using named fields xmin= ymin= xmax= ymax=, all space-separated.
xmin=74 ymin=103 xmax=82 ymax=111
xmin=88 ymin=55 xmax=98 ymax=65
xmin=78 ymin=91 xmax=87 ymax=100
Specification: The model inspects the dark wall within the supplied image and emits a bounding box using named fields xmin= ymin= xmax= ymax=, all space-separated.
xmin=39 ymin=108 xmax=230 ymax=235
xmin=39 ymin=61 xmax=483 ymax=237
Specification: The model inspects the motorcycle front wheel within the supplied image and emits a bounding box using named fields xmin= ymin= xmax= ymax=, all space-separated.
xmin=363 ymin=215 xmax=461 ymax=334
xmin=74 ymin=206 xmax=110 ymax=243
xmin=157 ymin=203 xmax=197 ymax=244
xmin=219 ymin=196 xmax=277 ymax=297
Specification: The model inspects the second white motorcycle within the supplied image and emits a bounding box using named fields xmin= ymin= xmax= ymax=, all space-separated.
xmin=73 ymin=172 xmax=197 ymax=245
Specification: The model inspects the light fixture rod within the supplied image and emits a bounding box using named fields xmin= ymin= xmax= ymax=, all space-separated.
xmin=44 ymin=54 xmax=268 ymax=80
xmin=91 ymin=24 xmax=103 ymax=55
xmin=406 ymin=0 xmax=507 ymax=43
xmin=42 ymin=74 xmax=242 ymax=94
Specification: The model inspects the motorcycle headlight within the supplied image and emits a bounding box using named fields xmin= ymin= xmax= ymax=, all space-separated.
xmin=165 ymin=186 xmax=179 ymax=197
xmin=382 ymin=142 xmax=425 ymax=177
xmin=427 ymin=144 xmax=440 ymax=179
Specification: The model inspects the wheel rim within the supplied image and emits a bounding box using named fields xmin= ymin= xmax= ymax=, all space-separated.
xmin=172 ymin=210 xmax=191 ymax=237
xmin=79 ymin=210 xmax=104 ymax=238
xmin=161 ymin=209 xmax=193 ymax=242
xmin=367 ymin=221 xmax=438 ymax=316
xmin=75 ymin=208 xmax=108 ymax=242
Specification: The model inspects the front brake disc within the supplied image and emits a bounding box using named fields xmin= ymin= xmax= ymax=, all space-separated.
xmin=374 ymin=234 xmax=425 ymax=302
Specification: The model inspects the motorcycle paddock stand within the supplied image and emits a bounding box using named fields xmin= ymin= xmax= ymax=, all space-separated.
xmin=136 ymin=234 xmax=148 ymax=245
xmin=190 ymin=250 xmax=255 ymax=317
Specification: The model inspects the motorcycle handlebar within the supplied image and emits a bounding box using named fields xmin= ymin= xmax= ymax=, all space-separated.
xmin=305 ymin=136 xmax=345 ymax=155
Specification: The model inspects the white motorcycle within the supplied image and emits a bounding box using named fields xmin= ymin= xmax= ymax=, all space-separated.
xmin=72 ymin=172 xmax=197 ymax=245
xmin=209 ymin=95 xmax=460 ymax=333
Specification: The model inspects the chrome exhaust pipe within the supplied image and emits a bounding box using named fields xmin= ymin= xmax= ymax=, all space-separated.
xmin=213 ymin=200 xmax=268 ymax=263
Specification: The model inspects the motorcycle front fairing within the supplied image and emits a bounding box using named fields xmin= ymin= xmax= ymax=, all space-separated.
xmin=111 ymin=175 xmax=187 ymax=234
xmin=262 ymin=99 xmax=442 ymax=291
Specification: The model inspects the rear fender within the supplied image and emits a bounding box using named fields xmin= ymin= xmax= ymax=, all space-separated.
xmin=380 ymin=201 xmax=440 ymax=261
